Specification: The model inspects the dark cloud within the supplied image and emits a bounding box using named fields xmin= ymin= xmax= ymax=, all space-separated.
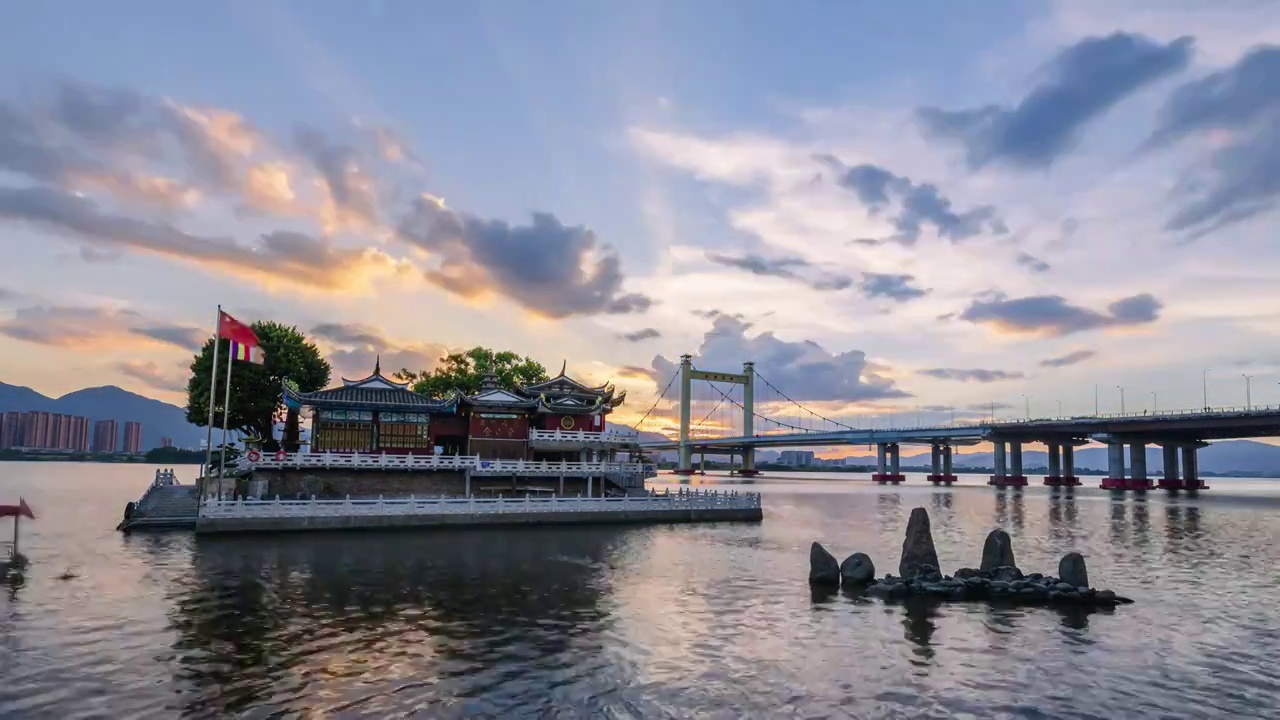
xmin=919 ymin=32 xmax=1194 ymax=169
xmin=1016 ymin=252 xmax=1050 ymax=273
xmin=647 ymin=314 xmax=908 ymax=403
xmin=0 ymin=185 xmax=408 ymax=291
xmin=705 ymin=251 xmax=853 ymax=291
xmin=397 ymin=195 xmax=652 ymax=318
xmin=621 ymin=328 xmax=661 ymax=342
xmin=1040 ymin=349 xmax=1097 ymax=367
xmin=860 ymin=273 xmax=929 ymax=302
xmin=116 ymin=360 xmax=187 ymax=394
xmin=959 ymin=292 xmax=1161 ymax=335
xmin=918 ymin=368 xmax=1026 ymax=383
xmin=0 ymin=304 xmax=181 ymax=348
xmin=309 ymin=322 xmax=447 ymax=382
xmin=1146 ymin=46 xmax=1280 ymax=235
xmin=967 ymin=401 xmax=1014 ymax=411
xmin=129 ymin=324 xmax=204 ymax=351
xmin=818 ymin=155 xmax=1006 ymax=243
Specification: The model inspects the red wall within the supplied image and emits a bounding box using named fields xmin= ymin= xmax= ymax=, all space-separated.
xmin=469 ymin=413 xmax=529 ymax=440
xmin=540 ymin=414 xmax=604 ymax=431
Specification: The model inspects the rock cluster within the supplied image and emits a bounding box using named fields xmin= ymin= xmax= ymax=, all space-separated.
xmin=808 ymin=508 xmax=1133 ymax=608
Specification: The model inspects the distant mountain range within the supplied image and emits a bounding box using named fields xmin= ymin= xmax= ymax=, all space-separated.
xmin=0 ymin=382 xmax=204 ymax=450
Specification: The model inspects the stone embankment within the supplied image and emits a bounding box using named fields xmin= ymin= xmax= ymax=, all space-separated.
xmin=809 ymin=507 xmax=1133 ymax=608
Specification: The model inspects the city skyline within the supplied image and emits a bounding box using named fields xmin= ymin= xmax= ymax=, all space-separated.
xmin=2 ymin=2 xmax=1280 ymax=431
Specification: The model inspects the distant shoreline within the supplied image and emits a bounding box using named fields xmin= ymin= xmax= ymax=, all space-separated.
xmin=656 ymin=464 xmax=1280 ymax=479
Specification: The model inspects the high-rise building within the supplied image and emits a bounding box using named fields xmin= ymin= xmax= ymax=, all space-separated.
xmin=93 ymin=419 xmax=119 ymax=453
xmin=23 ymin=411 xmax=53 ymax=449
xmin=123 ymin=421 xmax=142 ymax=453
xmin=779 ymin=450 xmax=816 ymax=467
xmin=71 ymin=415 xmax=90 ymax=452
xmin=160 ymin=436 xmax=173 ymax=448
xmin=0 ymin=411 xmax=22 ymax=449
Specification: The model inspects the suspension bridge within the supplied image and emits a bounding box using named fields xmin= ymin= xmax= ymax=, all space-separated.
xmin=631 ymin=355 xmax=1280 ymax=492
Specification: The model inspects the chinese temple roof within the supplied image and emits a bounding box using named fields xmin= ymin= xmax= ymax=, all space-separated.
xmin=520 ymin=361 xmax=627 ymax=413
xmin=284 ymin=358 xmax=459 ymax=412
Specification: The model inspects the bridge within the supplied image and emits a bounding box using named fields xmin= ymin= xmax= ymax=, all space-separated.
xmin=633 ymin=355 xmax=1280 ymax=491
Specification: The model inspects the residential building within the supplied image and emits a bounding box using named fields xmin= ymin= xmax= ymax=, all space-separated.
xmin=93 ymin=420 xmax=119 ymax=453
xmin=123 ymin=421 xmax=143 ymax=454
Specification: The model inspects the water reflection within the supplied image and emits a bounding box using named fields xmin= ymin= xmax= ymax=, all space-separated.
xmin=1131 ymin=497 xmax=1151 ymax=548
xmin=167 ymin=527 xmax=628 ymax=717
xmin=993 ymin=489 xmax=1025 ymax=530
xmin=900 ymin=598 xmax=940 ymax=666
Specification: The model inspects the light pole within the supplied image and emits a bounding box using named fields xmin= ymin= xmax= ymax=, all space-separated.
xmin=1118 ymin=385 xmax=1126 ymax=415
xmin=1094 ymin=384 xmax=1099 ymax=416
xmin=1203 ymin=370 xmax=1209 ymax=411
xmin=1151 ymin=391 xmax=1158 ymax=414
xmin=1023 ymin=394 xmax=1032 ymax=420
xmin=1243 ymin=374 xmax=1253 ymax=409
xmin=1057 ymin=399 xmax=1063 ymax=417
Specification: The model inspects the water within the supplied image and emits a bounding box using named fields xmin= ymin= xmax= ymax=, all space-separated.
xmin=3 ymin=463 xmax=1280 ymax=719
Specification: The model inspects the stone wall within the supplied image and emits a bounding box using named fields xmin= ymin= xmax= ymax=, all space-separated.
xmin=254 ymin=468 xmax=467 ymax=499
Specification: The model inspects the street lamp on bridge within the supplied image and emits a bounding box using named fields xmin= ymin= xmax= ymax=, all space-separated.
xmin=1022 ymin=394 xmax=1032 ymax=420
xmin=1243 ymin=374 xmax=1254 ymax=409
xmin=1118 ymin=385 xmax=1126 ymax=415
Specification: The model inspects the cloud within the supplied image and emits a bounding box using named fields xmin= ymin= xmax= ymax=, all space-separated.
xmin=116 ymin=360 xmax=187 ymax=394
xmin=0 ymin=185 xmax=412 ymax=292
xmin=621 ymin=328 xmax=661 ymax=342
xmin=647 ymin=313 xmax=908 ymax=403
xmin=1040 ymin=349 xmax=1097 ymax=367
xmin=129 ymin=323 xmax=205 ymax=351
xmin=959 ymin=292 xmax=1162 ymax=335
xmin=818 ymin=155 xmax=1006 ymax=242
xmin=1016 ymin=252 xmax=1051 ymax=273
xmin=0 ymin=304 xmax=204 ymax=350
xmin=309 ymin=322 xmax=447 ymax=382
xmin=1145 ymin=46 xmax=1280 ymax=235
xmin=397 ymin=194 xmax=653 ymax=318
xmin=918 ymin=368 xmax=1026 ymax=383
xmin=967 ymin=401 xmax=1014 ymax=411
xmin=918 ymin=32 xmax=1194 ymax=169
xmin=704 ymin=251 xmax=853 ymax=291
xmin=294 ymin=125 xmax=382 ymax=233
xmin=859 ymin=273 xmax=929 ymax=302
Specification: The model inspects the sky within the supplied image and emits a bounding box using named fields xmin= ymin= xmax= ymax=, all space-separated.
xmin=2 ymin=0 xmax=1280 ymax=439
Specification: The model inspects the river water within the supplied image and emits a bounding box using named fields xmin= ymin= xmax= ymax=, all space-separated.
xmin=2 ymin=463 xmax=1280 ymax=719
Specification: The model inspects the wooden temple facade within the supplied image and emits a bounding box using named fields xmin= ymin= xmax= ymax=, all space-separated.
xmin=283 ymin=361 xmax=634 ymax=461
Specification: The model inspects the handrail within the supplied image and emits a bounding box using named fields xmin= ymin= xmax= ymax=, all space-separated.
xmin=248 ymin=451 xmax=656 ymax=477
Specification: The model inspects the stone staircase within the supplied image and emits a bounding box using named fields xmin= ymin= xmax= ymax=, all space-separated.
xmin=118 ymin=481 xmax=200 ymax=531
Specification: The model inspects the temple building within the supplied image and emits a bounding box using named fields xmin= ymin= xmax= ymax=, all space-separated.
xmin=283 ymin=360 xmax=636 ymax=462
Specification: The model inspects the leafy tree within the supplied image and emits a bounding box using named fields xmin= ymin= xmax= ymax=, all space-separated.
xmin=185 ymin=321 xmax=331 ymax=448
xmin=403 ymin=347 xmax=548 ymax=396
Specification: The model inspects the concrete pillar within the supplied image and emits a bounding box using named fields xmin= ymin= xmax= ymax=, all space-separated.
xmin=699 ymin=452 xmax=706 ymax=474
xmin=930 ymin=445 xmax=942 ymax=475
xmin=993 ymin=441 xmax=1007 ymax=476
xmin=1063 ymin=445 xmax=1075 ymax=478
xmin=1129 ymin=442 xmax=1148 ymax=484
xmin=741 ymin=361 xmax=757 ymax=476
xmin=677 ymin=354 xmax=693 ymax=474
xmin=1009 ymin=442 xmax=1023 ymax=477
xmin=559 ymin=474 xmax=565 ymax=496
xmin=1048 ymin=443 xmax=1061 ymax=477
xmin=876 ymin=443 xmax=887 ymax=474
xmin=1160 ymin=445 xmax=1179 ymax=490
xmin=586 ymin=476 xmax=593 ymax=498
xmin=1102 ymin=442 xmax=1126 ymax=490
xmin=1182 ymin=445 xmax=1201 ymax=490
xmin=889 ymin=444 xmax=900 ymax=475
xmin=465 ymin=471 xmax=471 ymax=497
xmin=943 ymin=446 xmax=953 ymax=475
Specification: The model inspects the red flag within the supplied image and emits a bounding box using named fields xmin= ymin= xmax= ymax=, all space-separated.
xmin=218 ymin=311 xmax=259 ymax=348
xmin=0 ymin=498 xmax=34 ymax=519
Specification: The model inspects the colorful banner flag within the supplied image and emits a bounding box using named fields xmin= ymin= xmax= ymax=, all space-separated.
xmin=230 ymin=340 xmax=265 ymax=364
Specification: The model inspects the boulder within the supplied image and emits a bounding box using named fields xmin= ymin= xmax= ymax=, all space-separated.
xmin=990 ymin=565 xmax=1023 ymax=582
xmin=954 ymin=567 xmax=983 ymax=579
xmin=1058 ymin=552 xmax=1089 ymax=589
xmin=980 ymin=528 xmax=1017 ymax=572
xmin=840 ymin=552 xmax=876 ymax=585
xmin=898 ymin=507 xmax=941 ymax=580
xmin=809 ymin=542 xmax=841 ymax=586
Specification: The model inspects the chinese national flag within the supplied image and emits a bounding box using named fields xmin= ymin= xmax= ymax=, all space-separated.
xmin=19 ymin=497 xmax=33 ymax=519
xmin=218 ymin=311 xmax=259 ymax=348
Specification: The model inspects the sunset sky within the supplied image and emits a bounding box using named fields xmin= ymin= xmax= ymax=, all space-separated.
xmin=2 ymin=1 xmax=1279 ymax=438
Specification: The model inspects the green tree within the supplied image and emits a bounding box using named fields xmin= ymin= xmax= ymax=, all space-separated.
xmin=185 ymin=321 xmax=331 ymax=448
xmin=404 ymin=347 xmax=548 ymax=396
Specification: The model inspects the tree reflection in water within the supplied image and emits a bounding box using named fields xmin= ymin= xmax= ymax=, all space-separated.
xmin=166 ymin=526 xmax=629 ymax=717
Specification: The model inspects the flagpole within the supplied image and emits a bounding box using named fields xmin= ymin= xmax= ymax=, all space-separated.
xmin=218 ymin=340 xmax=234 ymax=480
xmin=203 ymin=306 xmax=222 ymax=491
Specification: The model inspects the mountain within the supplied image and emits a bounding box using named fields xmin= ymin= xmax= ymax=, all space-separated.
xmin=0 ymin=382 xmax=203 ymax=450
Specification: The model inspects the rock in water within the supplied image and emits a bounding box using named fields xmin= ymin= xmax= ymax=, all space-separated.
xmin=1058 ymin=552 xmax=1089 ymax=588
xmin=810 ymin=542 xmax=841 ymax=586
xmin=898 ymin=508 xmax=940 ymax=580
xmin=980 ymin=528 xmax=1016 ymax=572
xmin=840 ymin=553 xmax=876 ymax=585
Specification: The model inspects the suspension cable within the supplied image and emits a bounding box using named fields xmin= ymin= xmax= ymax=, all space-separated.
xmin=752 ymin=370 xmax=857 ymax=430
xmin=699 ymin=378 xmax=824 ymax=434
xmin=633 ymin=369 xmax=679 ymax=430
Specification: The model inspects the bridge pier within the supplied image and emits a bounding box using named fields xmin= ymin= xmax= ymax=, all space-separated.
xmin=873 ymin=442 xmax=905 ymax=484
xmin=1044 ymin=442 xmax=1083 ymax=487
xmin=989 ymin=440 xmax=1027 ymax=487
xmin=927 ymin=443 xmax=957 ymax=484
xmin=1182 ymin=444 xmax=1208 ymax=491
xmin=1157 ymin=444 xmax=1179 ymax=490
xmin=1101 ymin=441 xmax=1152 ymax=491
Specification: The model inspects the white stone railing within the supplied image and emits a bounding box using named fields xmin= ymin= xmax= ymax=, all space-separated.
xmin=528 ymin=429 xmax=639 ymax=444
xmin=250 ymin=451 xmax=655 ymax=478
xmin=199 ymin=488 xmax=760 ymax=519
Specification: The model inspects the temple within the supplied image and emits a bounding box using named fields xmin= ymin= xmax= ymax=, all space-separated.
xmin=284 ymin=360 xmax=632 ymax=461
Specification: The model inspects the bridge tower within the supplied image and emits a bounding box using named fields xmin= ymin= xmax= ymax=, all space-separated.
xmin=676 ymin=356 xmax=757 ymax=476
